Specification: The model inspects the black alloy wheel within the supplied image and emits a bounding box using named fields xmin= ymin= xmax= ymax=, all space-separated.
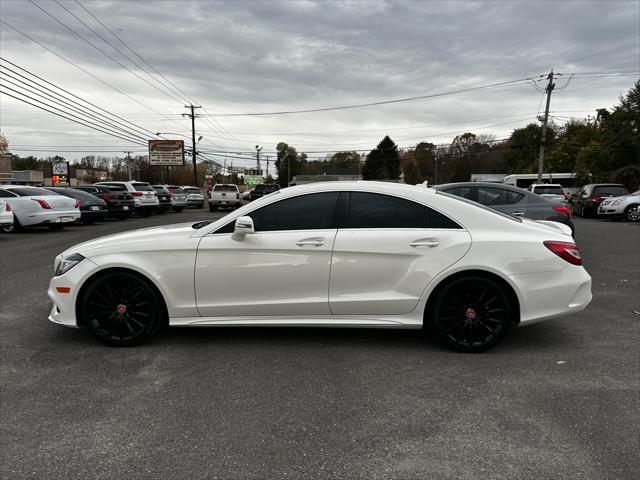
xmin=81 ymin=271 xmax=164 ymax=346
xmin=431 ymin=276 xmax=513 ymax=352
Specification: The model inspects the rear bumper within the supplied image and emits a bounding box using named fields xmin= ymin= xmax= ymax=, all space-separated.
xmin=20 ymin=209 xmax=80 ymax=227
xmin=510 ymin=266 xmax=592 ymax=325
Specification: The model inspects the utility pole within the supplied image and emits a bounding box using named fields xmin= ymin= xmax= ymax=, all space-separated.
xmin=182 ymin=105 xmax=201 ymax=186
xmin=255 ymin=145 xmax=263 ymax=175
xmin=537 ymin=70 xmax=555 ymax=183
xmin=125 ymin=151 xmax=132 ymax=180
xmin=265 ymin=156 xmax=269 ymax=179
xmin=434 ymin=155 xmax=438 ymax=185
xmin=287 ymin=155 xmax=291 ymax=186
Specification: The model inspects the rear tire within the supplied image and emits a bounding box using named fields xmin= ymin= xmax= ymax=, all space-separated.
xmin=624 ymin=204 xmax=640 ymax=222
xmin=80 ymin=271 xmax=165 ymax=346
xmin=429 ymin=276 xmax=513 ymax=352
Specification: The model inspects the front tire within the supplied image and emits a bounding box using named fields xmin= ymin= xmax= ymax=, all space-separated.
xmin=430 ymin=276 xmax=513 ymax=352
xmin=80 ymin=271 xmax=165 ymax=346
xmin=624 ymin=204 xmax=640 ymax=222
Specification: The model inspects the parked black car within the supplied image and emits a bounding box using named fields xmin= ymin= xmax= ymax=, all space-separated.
xmin=72 ymin=184 xmax=134 ymax=220
xmin=249 ymin=183 xmax=280 ymax=201
xmin=570 ymin=183 xmax=629 ymax=218
xmin=151 ymin=185 xmax=172 ymax=213
xmin=433 ymin=182 xmax=575 ymax=235
xmin=44 ymin=187 xmax=108 ymax=224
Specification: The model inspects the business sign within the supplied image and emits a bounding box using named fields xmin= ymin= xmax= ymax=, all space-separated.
xmin=148 ymin=140 xmax=185 ymax=166
xmin=244 ymin=175 xmax=264 ymax=186
xmin=52 ymin=161 xmax=69 ymax=176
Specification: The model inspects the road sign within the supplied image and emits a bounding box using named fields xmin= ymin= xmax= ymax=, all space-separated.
xmin=52 ymin=162 xmax=68 ymax=176
xmin=148 ymin=140 xmax=185 ymax=166
xmin=244 ymin=175 xmax=264 ymax=186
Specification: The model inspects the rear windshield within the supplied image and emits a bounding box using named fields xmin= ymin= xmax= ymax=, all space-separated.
xmin=213 ymin=185 xmax=237 ymax=192
xmin=593 ymin=186 xmax=628 ymax=196
xmin=105 ymin=185 xmax=125 ymax=192
xmin=152 ymin=186 xmax=169 ymax=193
xmin=132 ymin=183 xmax=154 ymax=192
xmin=7 ymin=187 xmax=53 ymax=196
xmin=184 ymin=188 xmax=201 ymax=193
xmin=264 ymin=184 xmax=279 ymax=190
xmin=171 ymin=187 xmax=185 ymax=193
xmin=533 ymin=186 xmax=564 ymax=195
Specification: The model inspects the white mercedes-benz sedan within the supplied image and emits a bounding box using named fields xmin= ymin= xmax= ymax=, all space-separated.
xmin=47 ymin=181 xmax=592 ymax=352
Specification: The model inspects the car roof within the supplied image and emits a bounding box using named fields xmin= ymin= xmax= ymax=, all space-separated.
xmin=433 ymin=181 xmax=524 ymax=191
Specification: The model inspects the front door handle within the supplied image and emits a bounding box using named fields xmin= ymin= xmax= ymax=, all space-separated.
xmin=513 ymin=212 xmax=525 ymax=217
xmin=410 ymin=238 xmax=439 ymax=248
xmin=296 ymin=237 xmax=325 ymax=247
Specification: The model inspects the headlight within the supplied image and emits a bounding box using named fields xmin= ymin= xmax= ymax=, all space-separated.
xmin=55 ymin=253 xmax=85 ymax=276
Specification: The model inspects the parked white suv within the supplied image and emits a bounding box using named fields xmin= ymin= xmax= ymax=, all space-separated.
xmin=528 ymin=184 xmax=567 ymax=204
xmin=209 ymin=184 xmax=241 ymax=211
xmin=96 ymin=181 xmax=159 ymax=217
xmin=0 ymin=185 xmax=80 ymax=232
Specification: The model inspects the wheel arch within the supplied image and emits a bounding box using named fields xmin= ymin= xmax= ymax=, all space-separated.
xmin=75 ymin=267 xmax=169 ymax=327
xmin=423 ymin=269 xmax=521 ymax=326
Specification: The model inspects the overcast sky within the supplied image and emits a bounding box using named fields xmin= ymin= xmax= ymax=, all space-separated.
xmin=1 ymin=0 xmax=638 ymax=167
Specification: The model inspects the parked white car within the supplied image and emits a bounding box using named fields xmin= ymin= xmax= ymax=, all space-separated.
xmin=209 ymin=184 xmax=241 ymax=211
xmin=182 ymin=186 xmax=204 ymax=208
xmin=529 ymin=184 xmax=567 ymax=204
xmin=0 ymin=199 xmax=14 ymax=228
xmin=0 ymin=185 xmax=80 ymax=232
xmin=48 ymin=181 xmax=592 ymax=352
xmin=95 ymin=181 xmax=158 ymax=217
xmin=598 ymin=190 xmax=640 ymax=222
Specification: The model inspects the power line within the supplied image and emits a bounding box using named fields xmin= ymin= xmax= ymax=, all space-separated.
xmin=0 ymin=60 xmax=158 ymax=142
xmin=204 ymin=77 xmax=542 ymax=117
xmin=0 ymin=19 xmax=185 ymax=126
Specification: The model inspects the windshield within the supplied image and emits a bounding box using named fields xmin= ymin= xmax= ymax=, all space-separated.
xmin=7 ymin=187 xmax=53 ymax=196
xmin=213 ymin=185 xmax=237 ymax=192
xmin=192 ymin=220 xmax=214 ymax=229
xmin=132 ymin=183 xmax=154 ymax=192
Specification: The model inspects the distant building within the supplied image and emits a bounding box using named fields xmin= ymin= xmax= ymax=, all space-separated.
xmin=0 ymin=155 xmax=12 ymax=183
xmin=5 ymin=170 xmax=44 ymax=186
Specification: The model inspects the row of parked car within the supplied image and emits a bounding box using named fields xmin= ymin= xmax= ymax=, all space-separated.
xmin=0 ymin=181 xmax=207 ymax=233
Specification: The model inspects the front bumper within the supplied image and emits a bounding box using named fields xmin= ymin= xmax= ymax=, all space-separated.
xmin=47 ymin=256 xmax=100 ymax=327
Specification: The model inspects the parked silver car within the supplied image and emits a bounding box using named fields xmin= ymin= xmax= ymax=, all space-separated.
xmin=182 ymin=186 xmax=204 ymax=209
xmin=598 ymin=190 xmax=640 ymax=222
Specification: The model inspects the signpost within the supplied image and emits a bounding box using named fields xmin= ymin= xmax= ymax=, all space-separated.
xmin=148 ymin=140 xmax=185 ymax=166
xmin=52 ymin=161 xmax=69 ymax=185
xmin=244 ymin=175 xmax=264 ymax=186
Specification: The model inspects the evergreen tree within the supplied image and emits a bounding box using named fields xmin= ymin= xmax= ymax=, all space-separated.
xmin=363 ymin=136 xmax=400 ymax=180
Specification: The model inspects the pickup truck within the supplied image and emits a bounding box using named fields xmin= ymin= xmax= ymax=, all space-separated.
xmin=209 ymin=184 xmax=241 ymax=211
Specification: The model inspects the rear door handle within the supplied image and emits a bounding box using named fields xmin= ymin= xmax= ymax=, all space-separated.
xmin=296 ymin=238 xmax=325 ymax=247
xmin=410 ymin=238 xmax=439 ymax=248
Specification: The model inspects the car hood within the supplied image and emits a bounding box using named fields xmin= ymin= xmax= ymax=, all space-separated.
xmin=61 ymin=222 xmax=197 ymax=256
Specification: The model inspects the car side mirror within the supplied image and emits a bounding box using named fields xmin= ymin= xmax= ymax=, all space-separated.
xmin=234 ymin=216 xmax=254 ymax=235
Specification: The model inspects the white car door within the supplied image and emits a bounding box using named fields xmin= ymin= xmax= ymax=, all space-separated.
xmin=195 ymin=192 xmax=340 ymax=317
xmin=329 ymin=192 xmax=472 ymax=316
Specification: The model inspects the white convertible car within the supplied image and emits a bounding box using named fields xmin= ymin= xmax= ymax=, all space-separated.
xmin=48 ymin=181 xmax=592 ymax=352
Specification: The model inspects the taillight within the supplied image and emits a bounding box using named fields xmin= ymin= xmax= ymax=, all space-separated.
xmin=74 ymin=199 xmax=80 ymax=208
xmin=544 ymin=241 xmax=582 ymax=266
xmin=589 ymin=195 xmax=601 ymax=202
xmin=33 ymin=199 xmax=51 ymax=209
xmin=131 ymin=192 xmax=143 ymax=197
xmin=5 ymin=202 xmax=11 ymax=211
xmin=553 ymin=206 xmax=570 ymax=217
xmin=100 ymin=194 xmax=113 ymax=201
xmin=236 ymin=192 xmax=240 ymax=199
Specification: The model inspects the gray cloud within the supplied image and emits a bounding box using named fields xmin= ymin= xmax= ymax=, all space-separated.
xmin=0 ymin=0 xmax=638 ymax=163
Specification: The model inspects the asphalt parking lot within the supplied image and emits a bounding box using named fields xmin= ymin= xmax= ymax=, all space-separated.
xmin=1 ymin=211 xmax=638 ymax=480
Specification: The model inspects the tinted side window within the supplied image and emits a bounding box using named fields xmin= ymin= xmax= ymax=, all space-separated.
xmin=443 ymin=186 xmax=473 ymax=199
xmin=477 ymin=187 xmax=511 ymax=206
xmin=507 ymin=190 xmax=526 ymax=204
xmin=249 ymin=192 xmax=339 ymax=231
xmin=347 ymin=192 xmax=460 ymax=229
xmin=0 ymin=190 xmax=16 ymax=198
